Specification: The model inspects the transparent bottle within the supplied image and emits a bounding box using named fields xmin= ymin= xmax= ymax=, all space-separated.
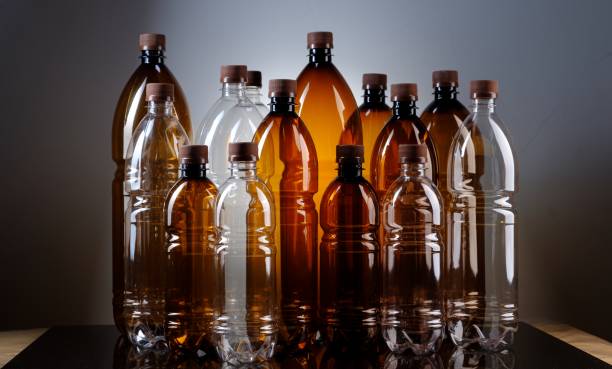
xmin=213 ymin=142 xmax=278 ymax=364
xmin=246 ymin=70 xmax=269 ymax=117
xmin=447 ymin=80 xmax=518 ymax=351
xmin=123 ymin=83 xmax=190 ymax=349
xmin=196 ymin=65 xmax=263 ymax=187
xmin=319 ymin=145 xmax=380 ymax=350
xmin=164 ymin=145 xmax=218 ymax=356
xmin=253 ymin=80 xmax=318 ymax=353
xmin=112 ymin=33 xmax=192 ymax=334
xmin=381 ymin=144 xmax=444 ymax=356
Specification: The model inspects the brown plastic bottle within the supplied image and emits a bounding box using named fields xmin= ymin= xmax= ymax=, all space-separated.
xmin=164 ymin=145 xmax=218 ymax=356
xmin=253 ymin=80 xmax=318 ymax=353
xmin=112 ymin=33 xmax=192 ymax=334
xmin=319 ymin=145 xmax=380 ymax=351
xmin=359 ymin=73 xmax=392 ymax=178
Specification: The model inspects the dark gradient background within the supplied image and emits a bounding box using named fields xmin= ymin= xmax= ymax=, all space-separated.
xmin=1 ymin=0 xmax=610 ymax=341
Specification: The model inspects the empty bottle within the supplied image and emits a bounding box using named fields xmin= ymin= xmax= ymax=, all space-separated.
xmin=213 ymin=142 xmax=278 ymax=364
xmin=381 ymin=144 xmax=444 ymax=356
xmin=447 ymin=80 xmax=518 ymax=351
xmin=319 ymin=145 xmax=379 ymax=350
xmin=196 ymin=65 xmax=263 ymax=187
xmin=112 ymin=33 xmax=192 ymax=334
xmin=246 ymin=70 xmax=269 ymax=117
xmin=253 ymin=79 xmax=318 ymax=352
xmin=123 ymin=83 xmax=190 ymax=349
xmin=164 ymin=145 xmax=218 ymax=356
xmin=359 ymin=73 xmax=392 ymax=178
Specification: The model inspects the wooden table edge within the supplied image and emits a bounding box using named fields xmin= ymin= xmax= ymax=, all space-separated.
xmin=0 ymin=328 xmax=47 ymax=367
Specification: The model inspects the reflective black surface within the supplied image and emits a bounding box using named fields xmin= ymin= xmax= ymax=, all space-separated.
xmin=3 ymin=323 xmax=609 ymax=369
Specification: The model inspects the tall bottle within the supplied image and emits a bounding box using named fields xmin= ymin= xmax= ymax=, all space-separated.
xmin=296 ymin=31 xmax=362 ymax=245
xmin=381 ymin=144 xmax=444 ymax=355
xmin=246 ymin=70 xmax=269 ymax=117
xmin=253 ymin=80 xmax=318 ymax=352
xmin=359 ymin=73 xmax=392 ymax=178
xmin=319 ymin=145 xmax=379 ymax=350
xmin=196 ymin=65 xmax=263 ymax=187
xmin=447 ymin=80 xmax=518 ymax=351
xmin=213 ymin=142 xmax=278 ymax=364
xmin=164 ymin=145 xmax=218 ymax=356
xmin=123 ymin=83 xmax=190 ymax=349
xmin=112 ymin=33 xmax=192 ymax=334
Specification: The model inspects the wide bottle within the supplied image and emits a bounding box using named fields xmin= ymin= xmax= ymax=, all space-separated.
xmin=447 ymin=80 xmax=518 ymax=351
xmin=246 ymin=70 xmax=269 ymax=117
xmin=213 ymin=143 xmax=278 ymax=364
xmin=112 ymin=33 xmax=192 ymax=334
xmin=123 ymin=83 xmax=190 ymax=349
xmin=253 ymin=80 xmax=318 ymax=352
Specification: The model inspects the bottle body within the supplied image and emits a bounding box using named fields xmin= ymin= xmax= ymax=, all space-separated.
xmin=359 ymin=92 xmax=391 ymax=178
xmin=446 ymin=99 xmax=518 ymax=351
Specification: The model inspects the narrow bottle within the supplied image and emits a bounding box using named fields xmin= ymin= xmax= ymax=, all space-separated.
xmin=381 ymin=144 xmax=444 ymax=355
xmin=359 ymin=73 xmax=392 ymax=178
xmin=112 ymin=33 xmax=192 ymax=334
xmin=319 ymin=145 xmax=379 ymax=350
xmin=447 ymin=80 xmax=518 ymax=351
xmin=164 ymin=145 xmax=218 ymax=356
xmin=196 ymin=65 xmax=263 ymax=187
xmin=123 ymin=83 xmax=190 ymax=349
xmin=253 ymin=80 xmax=318 ymax=352
xmin=246 ymin=70 xmax=269 ymax=117
xmin=213 ymin=142 xmax=278 ymax=364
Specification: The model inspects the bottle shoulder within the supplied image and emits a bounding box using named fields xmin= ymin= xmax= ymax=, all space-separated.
xmin=384 ymin=176 xmax=443 ymax=209
xmin=322 ymin=177 xmax=378 ymax=203
xmin=126 ymin=115 xmax=189 ymax=159
xmin=296 ymin=63 xmax=357 ymax=102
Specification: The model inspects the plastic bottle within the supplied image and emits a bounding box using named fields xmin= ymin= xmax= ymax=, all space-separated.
xmin=246 ymin=70 xmax=269 ymax=117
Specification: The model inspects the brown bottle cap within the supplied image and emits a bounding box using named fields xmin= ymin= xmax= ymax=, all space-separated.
xmin=179 ymin=145 xmax=209 ymax=165
xmin=307 ymin=31 xmax=333 ymax=49
xmin=145 ymin=83 xmax=174 ymax=101
xmin=220 ymin=65 xmax=247 ymax=83
xmin=362 ymin=73 xmax=387 ymax=90
xmin=139 ymin=33 xmax=165 ymax=51
xmin=246 ymin=70 xmax=262 ymax=87
xmin=336 ymin=144 xmax=364 ymax=162
xmin=399 ymin=144 xmax=427 ymax=164
xmin=228 ymin=142 xmax=258 ymax=162
xmin=268 ymin=79 xmax=296 ymax=97
xmin=390 ymin=83 xmax=418 ymax=102
xmin=470 ymin=80 xmax=499 ymax=98
xmin=432 ymin=70 xmax=459 ymax=87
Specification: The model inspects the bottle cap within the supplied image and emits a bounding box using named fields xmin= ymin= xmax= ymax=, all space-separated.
xmin=307 ymin=31 xmax=333 ymax=48
xmin=145 ymin=83 xmax=174 ymax=101
xmin=470 ymin=80 xmax=498 ymax=99
xmin=362 ymin=73 xmax=387 ymax=90
xmin=399 ymin=144 xmax=427 ymax=164
xmin=179 ymin=145 xmax=209 ymax=165
xmin=336 ymin=144 xmax=364 ymax=162
xmin=268 ymin=79 xmax=296 ymax=97
xmin=139 ymin=33 xmax=165 ymax=51
xmin=390 ymin=83 xmax=418 ymax=102
xmin=220 ymin=65 xmax=247 ymax=83
xmin=432 ymin=70 xmax=459 ymax=87
xmin=228 ymin=142 xmax=258 ymax=162
xmin=246 ymin=71 xmax=262 ymax=87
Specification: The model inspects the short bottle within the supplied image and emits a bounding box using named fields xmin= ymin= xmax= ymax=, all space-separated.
xmin=246 ymin=70 xmax=269 ymax=117
xmin=381 ymin=144 xmax=444 ymax=356
xmin=359 ymin=73 xmax=392 ymax=178
xmin=123 ymin=83 xmax=190 ymax=349
xmin=253 ymin=79 xmax=318 ymax=352
xmin=446 ymin=80 xmax=518 ymax=351
xmin=319 ymin=145 xmax=380 ymax=350
xmin=196 ymin=65 xmax=263 ymax=187
xmin=164 ymin=145 xmax=218 ymax=356
xmin=213 ymin=142 xmax=278 ymax=364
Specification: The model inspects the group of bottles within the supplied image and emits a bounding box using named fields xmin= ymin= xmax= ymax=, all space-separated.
xmin=112 ymin=31 xmax=518 ymax=365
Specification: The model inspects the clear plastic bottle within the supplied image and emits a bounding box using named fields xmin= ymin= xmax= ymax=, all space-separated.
xmin=195 ymin=65 xmax=263 ymax=187
xmin=246 ymin=70 xmax=269 ymax=117
xmin=123 ymin=83 xmax=190 ymax=349
xmin=447 ymin=80 xmax=518 ymax=351
xmin=213 ymin=142 xmax=278 ymax=364
xmin=381 ymin=144 xmax=444 ymax=355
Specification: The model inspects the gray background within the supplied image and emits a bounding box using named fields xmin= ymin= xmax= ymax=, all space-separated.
xmin=1 ymin=0 xmax=611 ymax=340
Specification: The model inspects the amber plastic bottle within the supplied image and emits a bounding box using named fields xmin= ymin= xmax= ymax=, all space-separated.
xmin=359 ymin=73 xmax=392 ymax=178
xmin=112 ymin=33 xmax=192 ymax=334
xmin=253 ymin=80 xmax=318 ymax=353
xmin=164 ymin=145 xmax=218 ymax=356
xmin=319 ymin=145 xmax=380 ymax=350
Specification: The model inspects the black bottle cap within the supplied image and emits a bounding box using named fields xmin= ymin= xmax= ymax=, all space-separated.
xmin=336 ymin=144 xmax=364 ymax=162
xmin=246 ymin=71 xmax=262 ymax=87
xmin=362 ymin=73 xmax=387 ymax=90
xmin=390 ymin=83 xmax=418 ymax=102
xmin=179 ymin=145 xmax=208 ymax=165
xmin=228 ymin=142 xmax=258 ymax=162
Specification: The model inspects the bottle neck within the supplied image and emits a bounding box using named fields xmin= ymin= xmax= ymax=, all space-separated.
xmin=140 ymin=50 xmax=165 ymax=65
xmin=338 ymin=158 xmax=363 ymax=178
xmin=472 ymin=98 xmax=496 ymax=113
xmin=230 ymin=161 xmax=257 ymax=179
xmin=363 ymin=88 xmax=387 ymax=105
xmin=400 ymin=162 xmax=426 ymax=177
xmin=434 ymin=86 xmax=458 ymax=100
xmin=180 ymin=164 xmax=207 ymax=179
xmin=270 ymin=97 xmax=295 ymax=113
xmin=222 ymin=82 xmax=246 ymax=97
xmin=392 ymin=100 xmax=417 ymax=117
xmin=147 ymin=100 xmax=174 ymax=115
xmin=308 ymin=48 xmax=332 ymax=63
xmin=245 ymin=86 xmax=263 ymax=99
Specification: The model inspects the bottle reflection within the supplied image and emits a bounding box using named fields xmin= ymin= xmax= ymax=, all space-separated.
xmin=447 ymin=348 xmax=515 ymax=369
xmin=384 ymin=353 xmax=443 ymax=369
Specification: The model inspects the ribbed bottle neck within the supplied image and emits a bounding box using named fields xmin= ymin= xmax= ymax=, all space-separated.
xmin=363 ymin=88 xmax=387 ymax=105
xmin=180 ymin=164 xmax=208 ymax=179
xmin=270 ymin=97 xmax=296 ymax=113
xmin=140 ymin=50 xmax=165 ymax=65
xmin=308 ymin=48 xmax=332 ymax=63
xmin=392 ymin=100 xmax=417 ymax=117
xmin=433 ymin=86 xmax=458 ymax=100
xmin=338 ymin=159 xmax=363 ymax=178
xmin=229 ymin=161 xmax=257 ymax=179
xmin=400 ymin=162 xmax=426 ymax=177
xmin=146 ymin=100 xmax=174 ymax=115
